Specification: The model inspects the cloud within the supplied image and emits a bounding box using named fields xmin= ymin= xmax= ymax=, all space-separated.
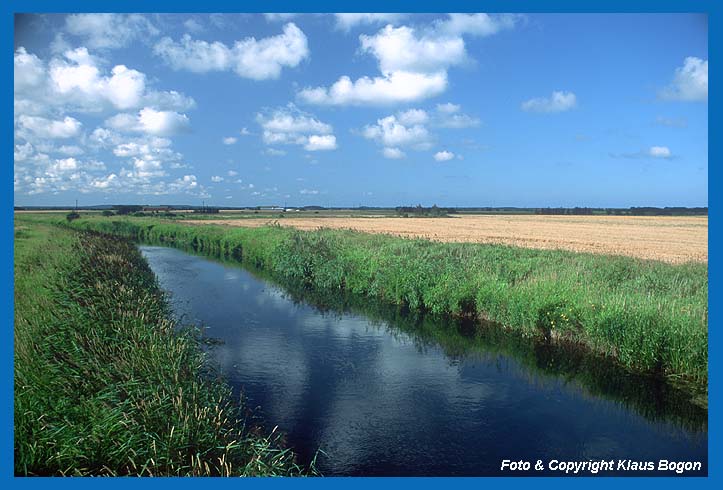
xmin=264 ymin=13 xmax=298 ymax=22
xmin=434 ymin=150 xmax=455 ymax=161
xmin=300 ymin=188 xmax=319 ymax=195
xmin=153 ymin=23 xmax=309 ymax=80
xmin=106 ymin=108 xmax=191 ymax=136
xmin=258 ymin=107 xmax=332 ymax=136
xmin=14 ymin=47 xmax=195 ymax=115
xmin=362 ymin=114 xmax=432 ymax=149
xmin=183 ymin=18 xmax=205 ymax=33
xmin=304 ymin=134 xmax=337 ymax=151
xmin=15 ymin=145 xmax=203 ymax=197
xmin=299 ymin=18 xmax=517 ymax=107
xmin=240 ymin=127 xmax=252 ymax=135
xmin=359 ymin=24 xmax=467 ymax=75
xmin=361 ymin=104 xmax=477 ymax=156
xmin=435 ymin=13 xmax=522 ymax=37
xmin=14 ymin=46 xmax=204 ymax=199
xmin=521 ymin=91 xmax=577 ymax=113
xmin=256 ymin=105 xmax=336 ymax=152
xmin=397 ymin=109 xmax=429 ymax=125
xmin=437 ymin=113 xmax=480 ymax=128
xmin=14 ymin=48 xmax=45 ymax=92
xmin=64 ymin=14 xmax=158 ymax=50
xmin=333 ymin=13 xmax=406 ymax=31
xmin=57 ymin=145 xmax=85 ymax=156
xmin=298 ymin=23 xmax=459 ymax=106
xmin=49 ymin=49 xmax=145 ymax=110
xmin=101 ymin=134 xmax=190 ymax=184
xmin=659 ymin=57 xmax=708 ymax=102
xmin=382 ymin=147 xmax=406 ymax=159
xmin=223 ymin=136 xmax=238 ymax=145
xmin=649 ymin=146 xmax=672 ymax=158
xmin=609 ymin=146 xmax=674 ymax=160
xmin=436 ymin=102 xmax=460 ymax=114
xmin=434 ymin=102 xmax=480 ymax=128
xmin=211 ymin=175 xmax=224 ymax=182
xmin=228 ymin=170 xmax=239 ymax=177
xmin=299 ymin=71 xmax=447 ymax=106
xmin=17 ymin=115 xmax=82 ymax=139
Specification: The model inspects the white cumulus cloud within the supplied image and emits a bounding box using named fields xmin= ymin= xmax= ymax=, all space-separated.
xmin=434 ymin=150 xmax=455 ymax=161
xmin=65 ymin=14 xmax=158 ymax=50
xmin=434 ymin=102 xmax=480 ymax=127
xmin=299 ymin=17 xmax=517 ymax=106
xmin=363 ymin=114 xmax=432 ymax=149
xmin=649 ymin=146 xmax=672 ymax=158
xmin=256 ymin=105 xmax=336 ymax=152
xmin=14 ymin=48 xmax=45 ymax=92
xmin=435 ymin=13 xmax=522 ymax=37
xmin=521 ymin=91 xmax=577 ymax=113
xmin=397 ymin=108 xmax=429 ymax=125
xmin=304 ymin=134 xmax=337 ymax=151
xmin=659 ymin=57 xmax=708 ymax=102
xmin=382 ymin=147 xmax=406 ymax=159
xmin=360 ymin=24 xmax=467 ymax=74
xmin=299 ymin=71 xmax=447 ymax=106
xmin=17 ymin=115 xmax=82 ymax=139
xmin=14 ymin=47 xmax=195 ymax=115
xmin=153 ymin=23 xmax=309 ymax=80
xmin=333 ymin=13 xmax=406 ymax=31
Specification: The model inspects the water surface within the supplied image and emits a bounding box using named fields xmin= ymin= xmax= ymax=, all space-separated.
xmin=140 ymin=245 xmax=707 ymax=476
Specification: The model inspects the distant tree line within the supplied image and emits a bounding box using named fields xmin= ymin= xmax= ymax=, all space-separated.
xmin=534 ymin=207 xmax=708 ymax=216
xmin=396 ymin=204 xmax=456 ymax=217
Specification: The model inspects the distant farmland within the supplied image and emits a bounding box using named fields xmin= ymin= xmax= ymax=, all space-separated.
xmin=180 ymin=215 xmax=708 ymax=264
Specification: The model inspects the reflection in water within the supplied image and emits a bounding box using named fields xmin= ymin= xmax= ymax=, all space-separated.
xmin=140 ymin=245 xmax=707 ymax=476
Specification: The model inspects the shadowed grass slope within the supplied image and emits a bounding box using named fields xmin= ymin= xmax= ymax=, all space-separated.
xmin=14 ymin=221 xmax=309 ymax=476
xmin=56 ymin=215 xmax=707 ymax=387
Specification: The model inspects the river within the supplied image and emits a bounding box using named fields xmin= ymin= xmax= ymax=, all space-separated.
xmin=140 ymin=245 xmax=707 ymax=476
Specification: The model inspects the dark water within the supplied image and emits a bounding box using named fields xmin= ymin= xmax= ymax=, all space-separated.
xmin=140 ymin=245 xmax=707 ymax=476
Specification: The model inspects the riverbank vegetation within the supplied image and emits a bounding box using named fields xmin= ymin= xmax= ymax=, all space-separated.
xmin=14 ymin=220 xmax=308 ymax=476
xmin=52 ymin=215 xmax=707 ymax=391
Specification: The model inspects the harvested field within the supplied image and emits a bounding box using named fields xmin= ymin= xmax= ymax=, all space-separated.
xmin=180 ymin=215 xmax=708 ymax=264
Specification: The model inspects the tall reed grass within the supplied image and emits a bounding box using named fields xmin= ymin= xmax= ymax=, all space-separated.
xmin=14 ymin=221 xmax=310 ymax=476
xmin=60 ymin=216 xmax=707 ymax=387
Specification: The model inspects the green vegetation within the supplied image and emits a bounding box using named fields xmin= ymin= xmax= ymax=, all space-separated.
xmin=14 ymin=220 xmax=309 ymax=476
xmin=396 ymin=204 xmax=454 ymax=217
xmin=56 ymin=215 xmax=707 ymax=391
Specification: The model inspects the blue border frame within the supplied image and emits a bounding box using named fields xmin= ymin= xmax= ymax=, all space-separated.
xmin=4 ymin=0 xmax=716 ymax=486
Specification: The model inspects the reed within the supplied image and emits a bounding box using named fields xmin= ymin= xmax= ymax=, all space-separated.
xmin=14 ymin=221 xmax=310 ymax=476
xmin=58 ymin=215 xmax=708 ymax=387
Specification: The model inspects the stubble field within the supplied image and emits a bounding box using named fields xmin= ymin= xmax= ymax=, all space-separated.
xmin=180 ymin=215 xmax=708 ymax=264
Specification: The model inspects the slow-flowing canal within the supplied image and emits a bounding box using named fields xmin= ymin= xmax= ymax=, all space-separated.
xmin=140 ymin=245 xmax=707 ymax=476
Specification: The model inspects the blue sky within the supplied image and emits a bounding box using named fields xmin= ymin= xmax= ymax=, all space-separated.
xmin=14 ymin=13 xmax=708 ymax=207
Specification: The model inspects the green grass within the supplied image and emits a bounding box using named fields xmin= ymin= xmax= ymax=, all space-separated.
xmin=51 ymin=214 xmax=707 ymax=388
xmin=14 ymin=220 xmax=310 ymax=476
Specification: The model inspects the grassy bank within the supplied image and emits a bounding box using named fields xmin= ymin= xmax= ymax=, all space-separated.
xmin=14 ymin=220 xmax=309 ymax=476
xmin=56 ymin=215 xmax=707 ymax=387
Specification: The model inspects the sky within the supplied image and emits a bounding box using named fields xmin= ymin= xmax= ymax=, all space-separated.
xmin=13 ymin=13 xmax=708 ymax=208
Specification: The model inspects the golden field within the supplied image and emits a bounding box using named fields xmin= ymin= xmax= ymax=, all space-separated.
xmin=180 ymin=215 xmax=708 ymax=264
